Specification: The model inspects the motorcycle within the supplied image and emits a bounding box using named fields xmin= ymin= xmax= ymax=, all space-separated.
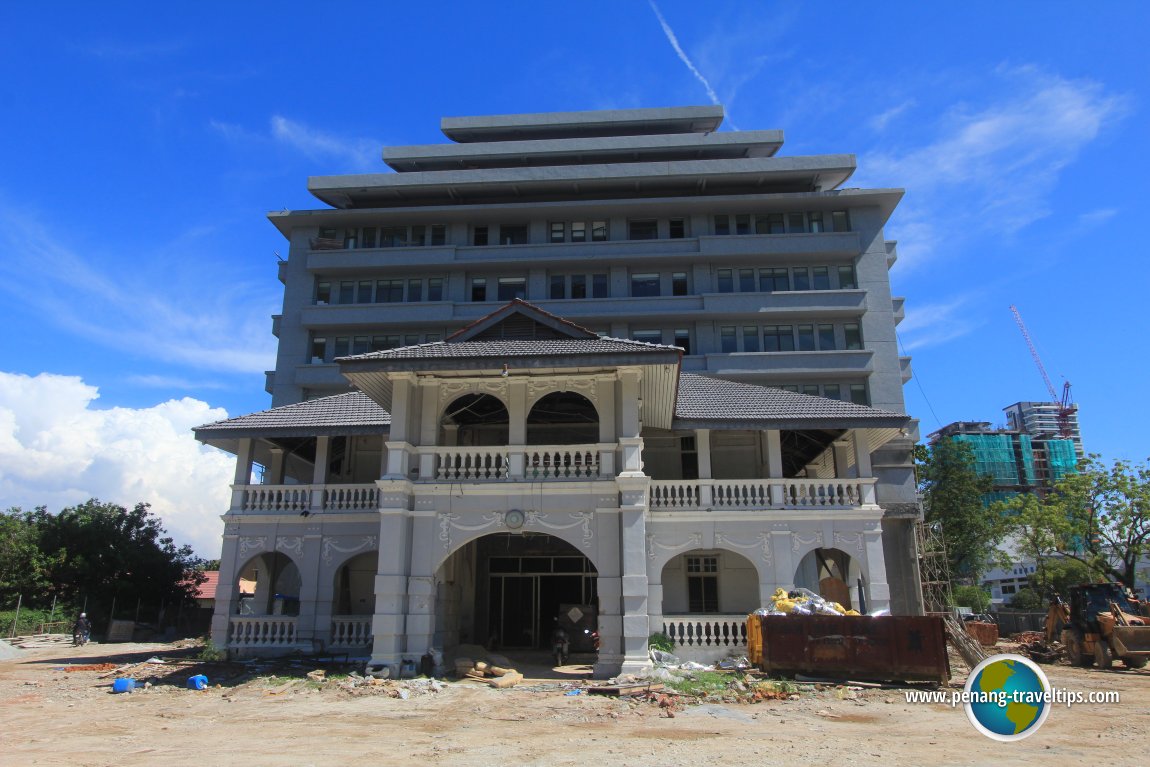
xmin=551 ymin=629 xmax=570 ymax=667
xmin=72 ymin=629 xmax=90 ymax=647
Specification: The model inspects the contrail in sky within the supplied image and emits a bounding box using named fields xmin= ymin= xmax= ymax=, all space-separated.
xmin=647 ymin=0 xmax=722 ymax=108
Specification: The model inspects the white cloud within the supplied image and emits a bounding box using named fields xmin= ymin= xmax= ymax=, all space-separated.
xmin=869 ymin=99 xmax=916 ymax=133
xmin=270 ymin=115 xmax=379 ymax=171
xmin=860 ymin=67 xmax=1129 ymax=268
xmin=647 ymin=1 xmax=726 ymax=117
xmin=0 ymin=371 xmax=233 ymax=558
xmin=1077 ymin=208 xmax=1118 ymax=228
xmin=0 ymin=200 xmax=276 ymax=374
xmin=898 ymin=295 xmax=981 ymax=351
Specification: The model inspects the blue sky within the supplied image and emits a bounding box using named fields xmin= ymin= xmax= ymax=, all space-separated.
xmin=1 ymin=1 xmax=1146 ymax=555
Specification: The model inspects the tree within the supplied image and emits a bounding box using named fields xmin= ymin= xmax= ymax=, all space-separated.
xmin=951 ymin=584 xmax=991 ymax=612
xmin=0 ymin=509 xmax=53 ymax=606
xmin=13 ymin=499 xmax=204 ymax=613
xmin=919 ymin=437 xmax=1001 ymax=582
xmin=1001 ymin=456 xmax=1150 ymax=591
xmin=1009 ymin=587 xmax=1045 ymax=610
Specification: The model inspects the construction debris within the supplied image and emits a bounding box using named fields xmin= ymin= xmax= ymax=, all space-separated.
xmin=456 ymin=659 xmax=522 ymax=688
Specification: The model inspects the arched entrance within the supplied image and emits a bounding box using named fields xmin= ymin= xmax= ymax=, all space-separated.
xmin=235 ymin=552 xmax=301 ymax=616
xmin=658 ymin=549 xmax=760 ymax=656
xmin=527 ymin=391 xmax=599 ymax=444
xmin=435 ymin=532 xmax=598 ymax=655
xmin=334 ymin=551 xmax=377 ymax=615
xmin=441 ymin=393 xmax=509 ymax=445
xmin=794 ymin=547 xmax=862 ymax=609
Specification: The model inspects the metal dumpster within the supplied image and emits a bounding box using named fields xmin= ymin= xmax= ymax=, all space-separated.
xmin=746 ymin=614 xmax=950 ymax=684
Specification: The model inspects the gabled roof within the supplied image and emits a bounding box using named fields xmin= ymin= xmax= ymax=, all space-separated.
xmin=194 ymin=391 xmax=390 ymax=440
xmin=673 ymin=374 xmax=908 ymax=430
xmin=447 ymin=298 xmax=599 ymax=341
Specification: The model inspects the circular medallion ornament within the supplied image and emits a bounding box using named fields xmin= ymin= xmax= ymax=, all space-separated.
xmin=504 ymin=509 xmax=525 ymax=529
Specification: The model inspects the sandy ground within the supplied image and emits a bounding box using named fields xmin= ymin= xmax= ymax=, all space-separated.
xmin=1 ymin=639 xmax=1147 ymax=767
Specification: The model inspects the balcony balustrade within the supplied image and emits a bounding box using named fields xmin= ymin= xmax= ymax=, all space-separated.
xmin=662 ymin=614 xmax=748 ymax=651
xmin=330 ymin=616 xmax=373 ymax=649
xmin=227 ymin=616 xmax=299 ymax=648
xmin=649 ymin=477 xmax=876 ymax=510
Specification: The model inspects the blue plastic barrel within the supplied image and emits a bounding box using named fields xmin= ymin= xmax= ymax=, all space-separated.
xmin=112 ymin=678 xmax=135 ymax=694
xmin=187 ymin=674 xmax=209 ymax=690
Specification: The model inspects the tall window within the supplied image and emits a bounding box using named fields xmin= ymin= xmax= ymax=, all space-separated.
xmin=550 ymin=222 xmax=565 ymax=243
xmin=743 ymin=326 xmax=760 ymax=353
xmin=738 ymin=268 xmax=755 ymax=292
xmin=470 ymin=277 xmax=487 ymax=302
xmin=407 ymin=279 xmax=422 ymax=302
xmin=734 ymin=214 xmax=751 ymax=235
xmin=796 ymin=324 xmax=815 ymax=351
xmin=838 ymin=265 xmax=858 ymax=289
xmin=719 ymin=326 xmax=737 ymax=353
xmin=812 ymin=267 xmax=830 ymax=290
xmin=376 ymin=279 xmax=404 ymax=303
xmin=310 ymin=336 xmax=327 ymax=363
xmin=669 ymin=218 xmax=686 ymax=238
xmin=818 ymin=324 xmax=836 ymax=350
xmin=631 ymin=273 xmax=660 ymax=297
xmin=673 ymin=328 xmax=691 ymax=355
xmin=849 ymin=384 xmax=869 ymax=406
xmin=713 ymin=215 xmax=730 ymax=236
xmin=427 ymin=278 xmax=444 ymax=301
xmin=497 ymin=277 xmax=527 ymax=301
xmin=686 ymin=556 xmax=719 ymax=613
xmin=473 ymin=226 xmax=489 ymax=246
xmin=764 ymin=325 xmax=795 ymax=352
xmin=716 ymin=269 xmax=734 ymax=293
xmin=591 ymin=220 xmax=608 ymax=241
xmin=498 ymin=225 xmax=528 ymax=245
xmin=629 ymin=219 xmax=658 ymax=240
xmin=844 ymin=323 xmax=863 ymax=350
xmin=792 ymin=268 xmax=810 ymax=291
xmin=631 ymin=330 xmax=662 ymax=345
xmin=672 ymin=272 xmax=688 ymax=296
xmin=759 ymin=268 xmax=789 ymax=292
xmin=831 ymin=210 xmax=850 ymax=232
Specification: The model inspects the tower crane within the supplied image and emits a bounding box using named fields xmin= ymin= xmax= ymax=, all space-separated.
xmin=1009 ymin=304 xmax=1075 ymax=438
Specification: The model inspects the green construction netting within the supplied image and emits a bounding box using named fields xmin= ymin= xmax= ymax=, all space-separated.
xmin=954 ymin=434 xmax=1035 ymax=486
xmin=1045 ymin=439 xmax=1078 ymax=481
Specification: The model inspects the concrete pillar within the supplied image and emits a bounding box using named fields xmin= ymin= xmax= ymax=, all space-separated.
xmin=403 ymin=515 xmax=438 ymax=658
xmin=618 ymin=370 xmax=644 ymax=476
xmin=770 ymin=531 xmax=795 ymax=591
xmin=765 ymin=430 xmax=785 ymax=506
xmin=696 ymin=428 xmax=712 ymax=507
xmin=311 ymin=436 xmax=329 ymax=511
xmin=418 ymin=381 xmax=439 ymax=479
xmin=508 ymin=379 xmax=528 ymax=479
xmin=268 ymin=447 xmax=286 ymax=484
xmin=597 ymin=377 xmax=616 ymax=477
xmin=230 ymin=438 xmax=254 ymax=509
xmin=863 ymin=527 xmax=891 ymax=612
xmin=210 ymin=532 xmax=241 ymax=649
xmin=853 ymin=430 xmax=876 ymax=505
xmin=293 ymin=534 xmax=324 ymax=650
xmin=370 ymin=509 xmax=412 ymax=673
xmin=616 ymin=476 xmax=650 ymax=674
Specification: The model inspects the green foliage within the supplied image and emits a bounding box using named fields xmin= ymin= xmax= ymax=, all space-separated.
xmin=662 ymin=670 xmax=731 ymax=696
xmin=0 ymin=605 xmax=74 ymax=636
xmin=950 ymin=585 xmax=992 ymax=612
xmin=199 ymin=639 xmax=226 ymax=662
xmin=1000 ymin=456 xmax=1150 ymax=591
xmin=648 ymin=632 xmax=674 ymax=652
xmin=919 ymin=438 xmax=1002 ymax=581
xmin=0 ymin=499 xmax=205 ymax=615
xmin=1008 ymin=587 xmax=1045 ymax=610
xmin=1028 ymin=558 xmax=1102 ymax=599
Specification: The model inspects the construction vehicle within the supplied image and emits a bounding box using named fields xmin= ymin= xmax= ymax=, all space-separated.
xmin=1046 ymin=583 xmax=1150 ymax=669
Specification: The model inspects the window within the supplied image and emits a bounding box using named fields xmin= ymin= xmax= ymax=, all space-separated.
xmin=631 ymin=273 xmax=660 ymax=297
xmin=792 ymin=268 xmax=810 ymax=291
xmin=756 ymin=213 xmax=785 ymax=234
xmin=550 ymin=275 xmax=565 ymax=299
xmin=310 ymin=336 xmax=327 ymax=363
xmin=376 ymin=279 xmax=404 ymax=303
xmin=716 ymin=268 xmax=734 ymax=293
xmin=735 ymin=214 xmax=751 ymax=235
xmin=632 ymin=330 xmax=662 ymax=345
xmin=759 ymin=268 xmax=789 ymax=292
xmin=738 ymin=268 xmax=755 ymax=292
xmin=356 ymin=281 xmax=374 ymax=303
xmin=719 ymin=326 xmax=737 ymax=353
xmin=742 ymin=326 xmax=760 ymax=353
xmin=499 ymin=225 xmax=528 ymax=245
xmin=823 ymin=383 xmax=841 ymax=400
xmin=404 ymin=334 xmax=419 ymax=346
xmin=571 ymin=221 xmax=587 ymax=242
xmin=831 ymin=210 xmax=850 ymax=232
xmin=714 ymin=215 xmax=730 ymax=236
xmin=629 ymin=219 xmax=658 ymax=240
xmin=570 ymin=275 xmax=587 ymax=299
xmin=673 ymin=328 xmax=690 ymax=355
xmin=838 ymin=265 xmax=858 ymax=289
xmin=849 ymin=384 xmax=869 ymax=406
xmin=686 ymin=556 xmax=719 ymax=613
xmin=352 ymin=335 xmax=369 ymax=355
xmin=379 ymin=226 xmax=408 ymax=247
xmin=818 ymin=324 xmax=836 ymax=350
xmin=333 ymin=337 xmax=349 ymax=358
xmin=473 ymin=226 xmax=489 ymax=246
xmin=764 ymin=325 xmax=795 ymax=352
xmin=812 ymin=266 xmax=830 ymax=290
xmin=315 ymin=281 xmax=331 ymax=305
xmin=550 ymin=222 xmax=565 ymax=244
xmin=781 ymin=384 xmax=799 ymax=393
xmin=338 ymin=281 xmax=354 ymax=304
xmin=592 ymin=273 xmax=608 ymax=298
xmin=360 ymin=227 xmax=377 ymax=248
xmin=672 ymin=272 xmax=688 ymax=296
xmin=808 ymin=211 xmax=824 ymax=233
xmin=470 ymin=277 xmax=487 ymax=302
xmin=497 ymin=277 xmax=526 ymax=301
xmin=802 ymin=384 xmax=820 ymax=396
xmin=427 ymin=277 xmax=444 ymax=302
xmin=669 ymin=218 xmax=686 ymax=239
xmin=407 ymin=279 xmax=422 ymax=303
xmin=787 ymin=212 xmax=807 ymax=233
xmin=411 ymin=225 xmax=427 ymax=246
xmin=430 ymin=225 xmax=446 ymax=246
xmin=796 ymin=324 xmax=815 ymax=351
xmin=370 ymin=335 xmax=400 ymax=352
xmin=591 ymin=220 xmax=608 ymax=241
xmin=844 ymin=323 xmax=863 ymax=350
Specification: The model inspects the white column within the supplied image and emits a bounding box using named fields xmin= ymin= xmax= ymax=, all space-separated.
xmin=616 ymin=476 xmax=650 ymax=674
xmin=597 ymin=377 xmax=617 ymax=477
xmin=418 ymin=380 xmax=439 ymax=479
xmin=618 ymin=369 xmax=644 ymax=477
xmin=832 ymin=440 xmax=852 ymax=478
xmin=853 ymin=430 xmax=876 ymax=505
xmin=765 ymin=430 xmax=785 ymax=506
xmin=385 ymin=376 xmax=414 ymax=479
xmin=230 ymin=438 xmax=254 ymax=510
xmin=508 ymin=379 xmax=528 ymax=479
xmin=311 ymin=436 xmax=329 ymax=511
xmin=370 ymin=510 xmax=412 ymax=674
xmin=268 ymin=447 xmax=286 ymax=485
xmin=695 ymin=428 xmax=712 ymax=507
xmin=210 ymin=532 xmax=241 ymax=648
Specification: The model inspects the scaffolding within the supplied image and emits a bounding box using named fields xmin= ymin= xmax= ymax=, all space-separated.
xmin=917 ymin=520 xmax=953 ymax=614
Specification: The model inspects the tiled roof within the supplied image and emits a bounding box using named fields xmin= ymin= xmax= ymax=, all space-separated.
xmin=673 ymin=374 xmax=908 ymax=428
xmin=339 ymin=336 xmax=680 ymax=361
xmin=194 ymin=391 xmax=389 ymax=435
xmin=195 ymin=571 xmax=219 ymax=601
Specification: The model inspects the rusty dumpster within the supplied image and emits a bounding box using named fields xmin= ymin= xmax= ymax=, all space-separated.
xmin=746 ymin=614 xmax=950 ymax=684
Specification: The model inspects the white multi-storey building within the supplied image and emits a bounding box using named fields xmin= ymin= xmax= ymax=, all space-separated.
xmin=195 ymin=106 xmax=923 ymax=675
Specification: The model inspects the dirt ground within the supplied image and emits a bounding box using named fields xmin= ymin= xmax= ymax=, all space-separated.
xmin=1 ymin=638 xmax=1147 ymax=767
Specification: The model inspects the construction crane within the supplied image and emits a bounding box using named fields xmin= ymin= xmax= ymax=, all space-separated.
xmin=1009 ymin=304 xmax=1075 ymax=438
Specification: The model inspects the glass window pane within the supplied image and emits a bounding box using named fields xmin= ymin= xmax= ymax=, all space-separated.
xmin=430 ymin=224 xmax=446 ymax=246
xmin=315 ymin=281 xmax=331 ymax=304
xmin=473 ymin=226 xmax=488 ymax=246
xmin=787 ymin=213 xmax=806 ymax=233
xmin=797 ymin=325 xmax=815 ymax=351
xmin=427 ymin=278 xmax=443 ymax=301
xmin=592 ymin=273 xmax=609 ymax=298
xmin=808 ymin=212 xmax=824 ymax=233
xmin=352 ymin=336 xmax=369 ymax=355
xmin=812 ymin=267 xmax=830 ymax=290
xmin=674 ymin=329 xmax=690 ymax=355
xmin=572 ymin=221 xmax=587 ymax=242
xmin=735 ymin=214 xmax=751 ymax=235
xmin=360 ymin=227 xmax=377 ymax=248
xmin=550 ymin=222 xmax=565 ymax=243
xmin=792 ymin=268 xmax=810 ymax=291
xmin=571 ymin=275 xmax=587 ymax=299
xmin=499 ymin=225 xmax=528 ymax=245
xmin=338 ymin=281 xmax=354 ymax=304
xmin=628 ymin=219 xmax=658 ymax=240
xmin=497 ymin=277 xmax=527 ymax=300
xmin=845 ymin=323 xmax=862 ymax=350
xmin=672 ymin=272 xmax=688 ymax=296
xmin=738 ymin=268 xmax=755 ymax=292
xmin=802 ymin=384 xmax=820 ymax=396
xmin=823 ymin=384 xmax=841 ymax=400
xmin=471 ymin=278 xmax=486 ymax=301
xmin=717 ymin=269 xmax=733 ymax=293
xmin=333 ymin=337 xmax=349 ymax=357
xmin=831 ymin=210 xmax=850 ymax=232
xmin=669 ymin=218 xmax=686 ymax=238
xmin=818 ymin=324 xmax=836 ymax=350
xmin=411 ymin=225 xmax=427 ymax=246
xmin=631 ymin=273 xmax=660 ymax=297
xmin=407 ymin=279 xmax=422 ymax=303
xmin=591 ymin=221 xmax=608 ymax=241
xmin=714 ymin=215 xmax=730 ymax=236
xmin=850 ymin=384 xmax=869 ymax=406
xmin=743 ymin=326 xmax=760 ymax=352
xmin=632 ymin=330 xmax=662 ymax=344
xmin=310 ymin=336 xmax=326 ymax=362
xmin=719 ymin=326 xmax=737 ymax=353
xmin=550 ymin=275 xmax=566 ymax=300
xmin=838 ymin=265 xmax=858 ymax=289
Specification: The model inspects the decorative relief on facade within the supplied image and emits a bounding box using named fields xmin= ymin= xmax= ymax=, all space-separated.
xmin=238 ymin=536 xmax=267 ymax=558
xmin=322 ymin=536 xmax=379 ymax=566
xmin=647 ymin=532 xmax=702 ymax=559
xmin=527 ymin=511 xmax=594 ymax=548
xmin=436 ymin=511 xmax=502 ymax=550
xmin=791 ymin=531 xmax=824 ymax=553
xmin=527 ymin=377 xmax=598 ymax=406
xmin=714 ymin=532 xmax=773 ymax=564
xmin=224 ymin=523 xmax=240 ymax=535
xmin=276 ymin=536 xmax=304 ymax=557
xmin=833 ymin=531 xmax=865 ymax=552
xmin=439 ymin=380 xmax=508 ymax=407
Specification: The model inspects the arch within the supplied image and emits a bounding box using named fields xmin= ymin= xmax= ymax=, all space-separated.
xmin=440 ymin=393 xmax=509 ymax=446
xmin=433 ymin=532 xmax=599 ymax=654
xmin=234 ymin=552 xmax=301 ymax=616
xmin=794 ymin=547 xmax=863 ymax=609
xmin=659 ymin=549 xmax=762 ymax=616
xmin=332 ymin=551 xmax=378 ymax=616
xmin=526 ymin=391 xmax=599 ymax=445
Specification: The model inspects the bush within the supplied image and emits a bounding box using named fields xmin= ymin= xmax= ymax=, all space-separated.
xmin=950 ymin=585 xmax=991 ymax=613
xmin=199 ymin=639 xmax=226 ymax=662
xmin=0 ymin=606 xmax=74 ymax=637
xmin=648 ymin=632 xmax=674 ymax=652
xmin=1009 ymin=587 xmax=1045 ymax=610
